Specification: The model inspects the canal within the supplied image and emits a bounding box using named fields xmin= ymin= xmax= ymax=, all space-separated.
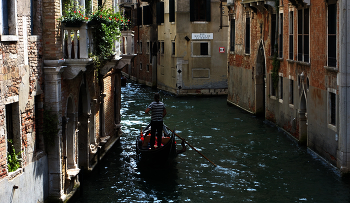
xmin=70 ymin=82 xmax=350 ymax=203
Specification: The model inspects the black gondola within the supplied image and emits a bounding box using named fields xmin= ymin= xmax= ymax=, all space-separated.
xmin=136 ymin=124 xmax=177 ymax=163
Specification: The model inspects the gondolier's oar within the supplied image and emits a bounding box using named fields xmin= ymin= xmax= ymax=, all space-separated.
xmin=166 ymin=126 xmax=217 ymax=167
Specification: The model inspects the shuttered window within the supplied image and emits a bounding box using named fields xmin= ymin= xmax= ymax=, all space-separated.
xmin=230 ymin=18 xmax=235 ymax=52
xmin=190 ymin=0 xmax=211 ymax=22
xmin=137 ymin=7 xmax=142 ymax=25
xmin=279 ymin=13 xmax=283 ymax=58
xmin=297 ymin=8 xmax=309 ymax=63
xmin=169 ymin=0 xmax=175 ymax=22
xmin=271 ymin=14 xmax=276 ymax=56
xmin=245 ymin=13 xmax=250 ymax=54
xmin=143 ymin=6 xmax=152 ymax=25
xmin=328 ymin=4 xmax=336 ymax=67
xmin=156 ymin=2 xmax=164 ymax=25
xmin=289 ymin=11 xmax=294 ymax=60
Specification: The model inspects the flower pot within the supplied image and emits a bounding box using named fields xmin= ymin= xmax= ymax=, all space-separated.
xmin=64 ymin=21 xmax=83 ymax=28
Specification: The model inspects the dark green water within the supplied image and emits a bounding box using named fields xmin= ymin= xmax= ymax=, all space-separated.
xmin=70 ymin=82 xmax=350 ymax=203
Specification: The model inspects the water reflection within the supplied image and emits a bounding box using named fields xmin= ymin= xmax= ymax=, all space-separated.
xmin=70 ymin=82 xmax=350 ymax=203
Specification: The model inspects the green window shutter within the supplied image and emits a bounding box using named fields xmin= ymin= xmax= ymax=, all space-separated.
xmin=169 ymin=0 xmax=175 ymax=22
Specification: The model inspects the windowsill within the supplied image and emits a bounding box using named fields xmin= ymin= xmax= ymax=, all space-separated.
xmin=191 ymin=55 xmax=211 ymax=58
xmin=229 ymin=51 xmax=235 ymax=55
xmin=1 ymin=35 xmax=19 ymax=42
xmin=279 ymin=99 xmax=283 ymax=104
xmin=286 ymin=59 xmax=295 ymax=63
xmin=328 ymin=123 xmax=337 ymax=132
xmin=277 ymin=57 xmax=283 ymax=61
xmin=29 ymin=35 xmax=41 ymax=42
xmin=289 ymin=104 xmax=294 ymax=109
xmin=8 ymin=168 xmax=23 ymax=180
xmin=270 ymin=95 xmax=277 ymax=100
xmin=244 ymin=53 xmax=250 ymax=56
xmin=295 ymin=60 xmax=311 ymax=66
xmin=171 ymin=22 xmax=175 ymax=25
xmin=324 ymin=66 xmax=338 ymax=73
xmin=191 ymin=21 xmax=209 ymax=24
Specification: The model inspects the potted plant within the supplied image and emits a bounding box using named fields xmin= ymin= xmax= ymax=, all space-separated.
xmin=60 ymin=1 xmax=88 ymax=27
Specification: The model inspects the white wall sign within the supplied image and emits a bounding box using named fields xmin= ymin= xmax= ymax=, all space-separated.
xmin=192 ymin=33 xmax=213 ymax=40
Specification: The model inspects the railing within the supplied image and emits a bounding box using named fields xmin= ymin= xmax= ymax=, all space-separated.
xmin=63 ymin=23 xmax=91 ymax=59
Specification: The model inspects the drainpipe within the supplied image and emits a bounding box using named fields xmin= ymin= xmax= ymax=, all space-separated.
xmin=338 ymin=0 xmax=350 ymax=174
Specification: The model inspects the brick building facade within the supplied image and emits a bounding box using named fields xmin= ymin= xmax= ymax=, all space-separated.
xmin=227 ymin=0 xmax=350 ymax=174
xmin=0 ymin=0 xmax=128 ymax=202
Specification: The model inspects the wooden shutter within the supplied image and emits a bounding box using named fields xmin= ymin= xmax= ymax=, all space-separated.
xmin=143 ymin=6 xmax=152 ymax=25
xmin=156 ymin=2 xmax=164 ymax=25
xmin=2 ymin=0 xmax=9 ymax=35
xmin=169 ymin=0 xmax=175 ymax=22
xmin=137 ymin=7 xmax=142 ymax=25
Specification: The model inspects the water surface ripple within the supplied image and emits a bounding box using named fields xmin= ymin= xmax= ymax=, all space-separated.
xmin=70 ymin=82 xmax=350 ymax=203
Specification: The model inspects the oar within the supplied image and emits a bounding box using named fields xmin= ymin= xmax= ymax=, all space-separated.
xmin=166 ymin=126 xmax=217 ymax=167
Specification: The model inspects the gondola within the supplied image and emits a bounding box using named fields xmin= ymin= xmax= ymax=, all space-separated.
xmin=136 ymin=123 xmax=177 ymax=163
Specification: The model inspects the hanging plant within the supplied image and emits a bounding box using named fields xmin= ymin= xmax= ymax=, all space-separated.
xmin=88 ymin=8 xmax=128 ymax=70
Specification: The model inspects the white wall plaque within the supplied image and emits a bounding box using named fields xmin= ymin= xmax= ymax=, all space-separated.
xmin=192 ymin=33 xmax=213 ymax=40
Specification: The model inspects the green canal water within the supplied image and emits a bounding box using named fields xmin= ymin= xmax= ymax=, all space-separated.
xmin=70 ymin=82 xmax=350 ymax=203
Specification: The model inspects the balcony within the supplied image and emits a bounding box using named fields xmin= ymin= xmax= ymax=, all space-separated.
xmin=119 ymin=0 xmax=136 ymax=7
xmin=240 ymin=0 xmax=276 ymax=13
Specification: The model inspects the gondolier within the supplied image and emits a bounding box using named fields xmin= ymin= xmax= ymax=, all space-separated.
xmin=145 ymin=92 xmax=167 ymax=149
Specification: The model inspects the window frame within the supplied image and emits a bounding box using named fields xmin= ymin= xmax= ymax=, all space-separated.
xmin=289 ymin=11 xmax=294 ymax=60
xmin=191 ymin=41 xmax=211 ymax=57
xmin=230 ymin=17 xmax=235 ymax=53
xmin=297 ymin=7 xmax=310 ymax=63
xmin=245 ymin=11 xmax=251 ymax=54
xmin=279 ymin=12 xmax=283 ymax=58
xmin=0 ymin=0 xmax=19 ymax=41
xmin=190 ymin=0 xmax=211 ymax=22
xmin=327 ymin=88 xmax=337 ymax=131
xmin=327 ymin=3 xmax=337 ymax=67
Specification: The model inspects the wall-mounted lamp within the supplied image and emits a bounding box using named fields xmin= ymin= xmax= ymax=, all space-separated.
xmin=13 ymin=185 xmax=19 ymax=190
xmin=185 ymin=36 xmax=190 ymax=41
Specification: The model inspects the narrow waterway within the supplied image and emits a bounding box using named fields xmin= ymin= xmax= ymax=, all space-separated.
xmin=70 ymin=82 xmax=350 ymax=203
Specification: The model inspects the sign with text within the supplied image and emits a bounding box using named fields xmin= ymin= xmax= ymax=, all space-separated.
xmin=192 ymin=33 xmax=213 ymax=40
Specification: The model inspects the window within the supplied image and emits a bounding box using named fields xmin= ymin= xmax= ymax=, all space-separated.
xmin=160 ymin=41 xmax=164 ymax=54
xmin=328 ymin=90 xmax=336 ymax=126
xmin=146 ymin=41 xmax=150 ymax=54
xmin=1 ymin=0 xmax=18 ymax=40
xmin=289 ymin=79 xmax=294 ymax=105
xmin=289 ymin=11 xmax=294 ymax=60
xmin=143 ymin=6 xmax=152 ymax=25
xmin=6 ymin=102 xmax=21 ymax=170
xmin=190 ymin=0 xmax=211 ymax=22
xmin=245 ymin=12 xmax=250 ymax=54
xmin=172 ymin=41 xmax=175 ymax=55
xmin=328 ymin=3 xmax=337 ymax=67
xmin=146 ymin=64 xmax=150 ymax=72
xmin=297 ymin=8 xmax=309 ymax=62
xmin=270 ymin=75 xmax=276 ymax=97
xmin=271 ymin=14 xmax=276 ymax=56
xmin=169 ymin=0 xmax=175 ymax=22
xmin=137 ymin=7 xmax=142 ymax=25
xmin=140 ymin=63 xmax=142 ymax=70
xmin=156 ymin=2 xmax=164 ymax=25
xmin=279 ymin=13 xmax=283 ymax=58
xmin=138 ymin=41 xmax=142 ymax=54
xmin=279 ymin=76 xmax=283 ymax=100
xmin=191 ymin=41 xmax=210 ymax=57
xmin=230 ymin=18 xmax=235 ymax=52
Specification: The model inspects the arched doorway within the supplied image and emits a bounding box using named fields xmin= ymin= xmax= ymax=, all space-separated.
xmin=66 ymin=97 xmax=76 ymax=169
xmin=299 ymin=91 xmax=308 ymax=145
xmin=255 ymin=43 xmax=266 ymax=116
xmin=78 ymin=82 xmax=89 ymax=168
